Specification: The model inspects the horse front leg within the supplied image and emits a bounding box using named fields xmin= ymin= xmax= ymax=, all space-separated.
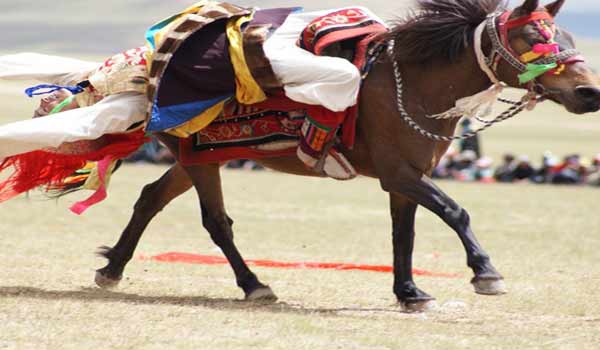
xmin=390 ymin=193 xmax=436 ymax=311
xmin=381 ymin=167 xmax=506 ymax=297
xmin=95 ymin=164 xmax=192 ymax=289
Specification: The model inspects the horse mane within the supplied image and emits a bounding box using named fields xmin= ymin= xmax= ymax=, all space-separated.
xmin=388 ymin=0 xmax=508 ymax=64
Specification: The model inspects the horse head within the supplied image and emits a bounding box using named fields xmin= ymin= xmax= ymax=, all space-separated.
xmin=491 ymin=0 xmax=600 ymax=114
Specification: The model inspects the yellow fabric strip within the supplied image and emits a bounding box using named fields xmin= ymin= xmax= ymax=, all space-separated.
xmin=226 ymin=13 xmax=267 ymax=105
xmin=83 ymin=160 xmax=118 ymax=191
xmin=166 ymin=100 xmax=228 ymax=138
xmin=166 ymin=14 xmax=268 ymax=138
xmin=520 ymin=50 xmax=543 ymax=63
xmin=553 ymin=64 xmax=566 ymax=75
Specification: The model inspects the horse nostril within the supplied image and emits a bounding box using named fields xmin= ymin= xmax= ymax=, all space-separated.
xmin=575 ymin=86 xmax=600 ymax=102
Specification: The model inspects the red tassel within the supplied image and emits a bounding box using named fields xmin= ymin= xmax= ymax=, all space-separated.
xmin=0 ymin=130 xmax=147 ymax=203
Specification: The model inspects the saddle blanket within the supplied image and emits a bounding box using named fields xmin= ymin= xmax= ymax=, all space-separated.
xmin=179 ymin=94 xmax=363 ymax=165
xmin=179 ymin=100 xmax=304 ymax=165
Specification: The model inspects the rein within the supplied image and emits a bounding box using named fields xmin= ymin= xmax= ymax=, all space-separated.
xmin=391 ymin=9 xmax=581 ymax=142
xmin=391 ymin=58 xmax=532 ymax=142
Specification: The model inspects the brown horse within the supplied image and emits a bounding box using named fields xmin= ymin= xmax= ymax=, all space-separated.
xmin=94 ymin=0 xmax=600 ymax=311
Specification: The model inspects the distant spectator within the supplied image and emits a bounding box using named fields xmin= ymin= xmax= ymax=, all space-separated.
xmin=586 ymin=154 xmax=600 ymax=186
xmin=511 ymin=155 xmax=536 ymax=182
xmin=474 ymin=157 xmax=495 ymax=183
xmin=551 ymin=154 xmax=585 ymax=185
xmin=452 ymin=150 xmax=477 ymax=181
xmin=494 ymin=154 xmax=516 ymax=183
xmin=532 ymin=151 xmax=559 ymax=184
xmin=125 ymin=137 xmax=175 ymax=164
xmin=432 ymin=147 xmax=459 ymax=179
xmin=459 ymin=119 xmax=481 ymax=158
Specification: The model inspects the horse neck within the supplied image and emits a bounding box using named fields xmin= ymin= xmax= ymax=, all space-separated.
xmin=367 ymin=48 xmax=493 ymax=140
xmin=400 ymin=50 xmax=491 ymax=120
xmin=354 ymin=48 xmax=493 ymax=174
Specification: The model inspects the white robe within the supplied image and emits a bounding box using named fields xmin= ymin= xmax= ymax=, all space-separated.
xmin=263 ymin=7 xmax=386 ymax=112
xmin=0 ymin=92 xmax=146 ymax=158
xmin=0 ymin=53 xmax=146 ymax=159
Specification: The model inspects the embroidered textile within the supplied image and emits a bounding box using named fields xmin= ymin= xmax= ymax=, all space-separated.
xmin=179 ymin=100 xmax=305 ymax=165
xmin=298 ymin=7 xmax=388 ymax=70
xmin=87 ymin=47 xmax=149 ymax=100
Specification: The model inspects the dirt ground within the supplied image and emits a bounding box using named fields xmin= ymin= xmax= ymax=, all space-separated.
xmin=1 ymin=165 xmax=599 ymax=349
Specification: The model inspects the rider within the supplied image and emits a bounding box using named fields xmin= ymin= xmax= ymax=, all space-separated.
xmin=2 ymin=2 xmax=386 ymax=180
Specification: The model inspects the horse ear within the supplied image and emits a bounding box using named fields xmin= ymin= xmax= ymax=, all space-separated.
xmin=520 ymin=0 xmax=540 ymax=13
xmin=546 ymin=0 xmax=566 ymax=17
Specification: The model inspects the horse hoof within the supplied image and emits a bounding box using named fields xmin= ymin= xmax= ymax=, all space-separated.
xmin=245 ymin=286 xmax=278 ymax=302
xmin=95 ymin=271 xmax=121 ymax=290
xmin=472 ymin=278 xmax=507 ymax=295
xmin=400 ymin=299 xmax=438 ymax=313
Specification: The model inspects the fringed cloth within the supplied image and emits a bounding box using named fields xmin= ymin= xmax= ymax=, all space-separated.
xmin=0 ymin=130 xmax=147 ymax=212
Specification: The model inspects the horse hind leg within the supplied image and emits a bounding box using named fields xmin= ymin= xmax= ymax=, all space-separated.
xmin=186 ymin=163 xmax=277 ymax=301
xmin=95 ymin=164 xmax=192 ymax=289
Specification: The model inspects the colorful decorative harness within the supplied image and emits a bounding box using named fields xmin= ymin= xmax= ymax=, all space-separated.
xmin=391 ymin=9 xmax=584 ymax=142
xmin=485 ymin=10 xmax=581 ymax=88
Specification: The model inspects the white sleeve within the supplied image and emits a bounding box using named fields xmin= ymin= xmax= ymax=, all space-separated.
xmin=0 ymin=53 xmax=100 ymax=85
xmin=0 ymin=92 xmax=146 ymax=158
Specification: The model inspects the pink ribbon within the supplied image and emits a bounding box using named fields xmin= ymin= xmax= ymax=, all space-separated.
xmin=69 ymin=156 xmax=113 ymax=215
xmin=532 ymin=43 xmax=559 ymax=55
xmin=564 ymin=54 xmax=586 ymax=64
xmin=534 ymin=21 xmax=554 ymax=41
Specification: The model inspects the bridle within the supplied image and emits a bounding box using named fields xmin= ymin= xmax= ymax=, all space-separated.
xmin=392 ymin=8 xmax=584 ymax=142
xmin=481 ymin=9 xmax=581 ymax=96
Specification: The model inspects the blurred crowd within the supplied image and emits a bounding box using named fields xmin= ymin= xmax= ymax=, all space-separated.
xmin=431 ymin=119 xmax=600 ymax=186
xmin=433 ymin=149 xmax=600 ymax=186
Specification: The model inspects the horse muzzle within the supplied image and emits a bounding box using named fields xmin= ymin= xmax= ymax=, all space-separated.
xmin=547 ymin=85 xmax=600 ymax=114
xmin=573 ymin=85 xmax=600 ymax=113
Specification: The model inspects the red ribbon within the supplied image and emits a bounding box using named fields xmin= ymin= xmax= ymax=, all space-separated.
xmin=505 ymin=11 xmax=554 ymax=30
xmin=69 ymin=156 xmax=113 ymax=215
xmin=142 ymin=252 xmax=461 ymax=278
